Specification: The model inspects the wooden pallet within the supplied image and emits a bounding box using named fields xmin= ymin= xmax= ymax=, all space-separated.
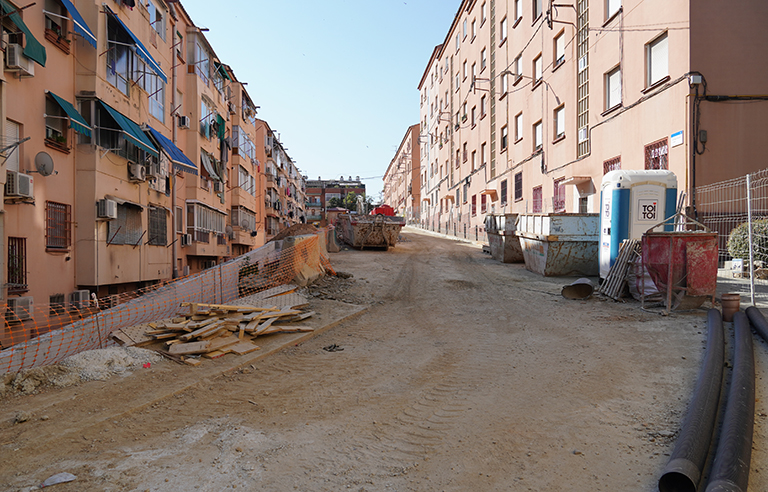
xmin=599 ymin=239 xmax=640 ymax=300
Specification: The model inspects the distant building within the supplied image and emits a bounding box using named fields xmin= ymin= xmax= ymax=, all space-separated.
xmin=382 ymin=124 xmax=421 ymax=222
xmin=305 ymin=177 xmax=366 ymax=226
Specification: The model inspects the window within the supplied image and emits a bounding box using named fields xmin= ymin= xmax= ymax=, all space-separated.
xmin=533 ymin=54 xmax=543 ymax=83
xmin=553 ymin=178 xmax=566 ymax=212
xmin=471 ymin=150 xmax=477 ymax=171
xmin=5 ymin=119 xmax=20 ymax=172
xmin=471 ymin=105 xmax=477 ymax=126
xmin=607 ymin=0 xmax=621 ymax=19
xmin=195 ymin=39 xmax=210 ymax=84
xmin=176 ymin=206 xmax=184 ymax=233
xmin=481 ymin=142 xmax=487 ymax=166
xmin=463 ymin=60 xmax=467 ymax=80
xmin=481 ymin=194 xmax=487 ymax=213
xmin=44 ymin=0 xmax=68 ymax=45
xmin=500 ymin=72 xmax=508 ymax=96
xmin=533 ymin=0 xmax=543 ymax=19
xmin=481 ymin=95 xmax=487 ymax=117
xmin=514 ymin=172 xmax=523 ymax=201
xmin=463 ymin=184 xmax=468 ymax=203
xmin=471 ymin=195 xmax=477 ymax=216
xmin=501 ymin=180 xmax=508 ymax=206
xmin=231 ymin=206 xmax=257 ymax=232
xmin=514 ymin=54 xmax=523 ymax=82
xmin=456 ymin=71 xmax=460 ymax=89
xmin=463 ymin=19 xmax=467 ymax=39
xmin=106 ymin=15 xmax=131 ymax=94
xmin=472 ymin=62 xmax=477 ymax=83
xmin=534 ymin=120 xmax=543 ymax=150
xmin=603 ymin=156 xmax=621 ymax=174
xmin=515 ymin=112 xmax=523 ymax=141
xmin=200 ymin=98 xmax=214 ymax=138
xmin=646 ymin=32 xmax=668 ymax=87
xmin=645 ymin=138 xmax=669 ymax=170
xmin=45 ymin=97 xmax=67 ymax=148
xmin=606 ymin=66 xmax=622 ymax=110
xmin=45 ymin=201 xmax=71 ymax=249
xmin=501 ymin=125 xmax=509 ymax=151
xmin=482 ymin=2 xmax=487 ymax=24
xmin=8 ymin=237 xmax=27 ymax=293
xmin=148 ymin=70 xmax=165 ymax=122
xmin=471 ymin=19 xmax=476 ymax=40
xmin=514 ymin=0 xmax=522 ymax=22
xmin=554 ymin=31 xmax=565 ymax=68
xmin=147 ymin=0 xmax=166 ymax=42
xmin=481 ymin=48 xmax=487 ymax=71
xmin=500 ymin=17 xmax=508 ymax=43
xmin=148 ymin=207 xmax=168 ymax=246
xmin=456 ymin=33 xmax=460 ymax=52
xmin=532 ymin=186 xmax=543 ymax=213
xmin=463 ymin=142 xmax=468 ymax=162
xmin=109 ymin=204 xmax=143 ymax=245
xmin=554 ymin=105 xmax=565 ymax=139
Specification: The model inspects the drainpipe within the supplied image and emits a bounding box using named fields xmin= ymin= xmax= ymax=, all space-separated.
xmin=171 ymin=16 xmax=179 ymax=279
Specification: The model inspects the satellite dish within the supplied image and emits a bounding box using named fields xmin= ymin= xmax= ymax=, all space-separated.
xmin=225 ymin=225 xmax=233 ymax=234
xmin=34 ymin=152 xmax=55 ymax=176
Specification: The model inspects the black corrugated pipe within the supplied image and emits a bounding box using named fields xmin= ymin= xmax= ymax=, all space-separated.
xmin=658 ymin=309 xmax=724 ymax=492
xmin=704 ymin=311 xmax=755 ymax=492
xmin=745 ymin=306 xmax=768 ymax=343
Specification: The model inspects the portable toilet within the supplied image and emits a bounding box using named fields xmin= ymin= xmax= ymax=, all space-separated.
xmin=599 ymin=170 xmax=677 ymax=279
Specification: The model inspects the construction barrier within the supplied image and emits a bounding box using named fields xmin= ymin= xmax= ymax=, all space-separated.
xmin=0 ymin=232 xmax=334 ymax=375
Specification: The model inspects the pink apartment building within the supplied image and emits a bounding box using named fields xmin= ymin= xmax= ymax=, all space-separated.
xmin=382 ymin=124 xmax=421 ymax=222
xmin=0 ymin=0 xmax=305 ymax=343
xmin=414 ymin=0 xmax=768 ymax=240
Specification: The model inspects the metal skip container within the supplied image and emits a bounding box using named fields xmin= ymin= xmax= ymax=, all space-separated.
xmin=486 ymin=213 xmax=524 ymax=263
xmin=517 ymin=213 xmax=600 ymax=277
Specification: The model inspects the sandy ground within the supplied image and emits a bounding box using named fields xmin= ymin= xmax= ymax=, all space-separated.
xmin=0 ymin=231 xmax=766 ymax=491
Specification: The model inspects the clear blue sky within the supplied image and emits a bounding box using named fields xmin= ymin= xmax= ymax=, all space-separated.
xmin=180 ymin=0 xmax=460 ymax=199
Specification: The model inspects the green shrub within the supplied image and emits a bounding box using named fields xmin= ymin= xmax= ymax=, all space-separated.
xmin=727 ymin=220 xmax=768 ymax=262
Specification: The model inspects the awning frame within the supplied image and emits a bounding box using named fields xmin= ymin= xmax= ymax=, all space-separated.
xmin=146 ymin=126 xmax=197 ymax=175
xmin=104 ymin=5 xmax=167 ymax=83
xmin=98 ymin=101 xmax=158 ymax=158
xmin=47 ymin=91 xmax=91 ymax=137
xmin=47 ymin=0 xmax=97 ymax=48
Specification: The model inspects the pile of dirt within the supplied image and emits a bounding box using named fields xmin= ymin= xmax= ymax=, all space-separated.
xmin=267 ymin=223 xmax=320 ymax=242
xmin=301 ymin=271 xmax=373 ymax=305
xmin=1 ymin=347 xmax=162 ymax=396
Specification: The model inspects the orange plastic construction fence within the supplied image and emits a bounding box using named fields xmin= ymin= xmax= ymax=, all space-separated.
xmin=0 ymin=233 xmax=334 ymax=374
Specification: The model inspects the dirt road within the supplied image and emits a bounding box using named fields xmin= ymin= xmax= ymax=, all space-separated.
xmin=1 ymin=230 xmax=766 ymax=491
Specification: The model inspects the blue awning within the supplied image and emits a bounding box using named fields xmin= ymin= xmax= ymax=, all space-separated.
xmin=98 ymin=101 xmax=158 ymax=157
xmin=104 ymin=6 xmax=167 ymax=84
xmin=146 ymin=126 xmax=197 ymax=175
xmin=47 ymin=91 xmax=91 ymax=137
xmin=59 ymin=0 xmax=96 ymax=48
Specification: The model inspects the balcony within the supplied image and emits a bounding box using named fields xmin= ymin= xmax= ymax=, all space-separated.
xmin=266 ymin=174 xmax=278 ymax=190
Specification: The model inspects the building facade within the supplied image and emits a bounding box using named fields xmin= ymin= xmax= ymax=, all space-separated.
xmin=305 ymin=177 xmax=365 ymax=226
xmin=382 ymin=124 xmax=421 ymax=222
xmin=0 ymin=0 xmax=306 ymax=318
xmin=411 ymin=0 xmax=768 ymax=241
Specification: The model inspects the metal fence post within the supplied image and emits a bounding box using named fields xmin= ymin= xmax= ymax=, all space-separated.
xmin=747 ymin=173 xmax=756 ymax=305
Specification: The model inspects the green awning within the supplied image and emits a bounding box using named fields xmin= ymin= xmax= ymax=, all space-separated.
xmin=214 ymin=62 xmax=231 ymax=81
xmin=98 ymin=101 xmax=158 ymax=158
xmin=1 ymin=0 xmax=46 ymax=67
xmin=215 ymin=114 xmax=226 ymax=140
xmin=47 ymin=92 xmax=91 ymax=137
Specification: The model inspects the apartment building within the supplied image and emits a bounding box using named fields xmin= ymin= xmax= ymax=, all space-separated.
xmin=415 ymin=0 xmax=768 ymax=239
xmin=305 ymin=177 xmax=365 ymax=226
xmin=382 ymin=123 xmax=421 ymax=222
xmin=0 ymin=0 xmax=305 ymax=311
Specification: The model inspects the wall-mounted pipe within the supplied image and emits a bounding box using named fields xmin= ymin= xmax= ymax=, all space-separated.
xmin=704 ymin=311 xmax=755 ymax=492
xmin=659 ymin=308 xmax=724 ymax=492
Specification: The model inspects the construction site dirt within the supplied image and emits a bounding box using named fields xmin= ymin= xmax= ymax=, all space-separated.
xmin=1 ymin=229 xmax=767 ymax=491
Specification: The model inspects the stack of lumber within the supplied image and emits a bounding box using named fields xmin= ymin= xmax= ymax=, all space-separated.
xmin=110 ymin=288 xmax=314 ymax=364
xmin=599 ymin=239 xmax=640 ymax=300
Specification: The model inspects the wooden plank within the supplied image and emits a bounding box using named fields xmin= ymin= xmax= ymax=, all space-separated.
xmin=252 ymin=317 xmax=278 ymax=335
xmin=181 ymin=302 xmax=278 ymax=313
xmin=274 ymin=311 xmax=315 ymax=323
xmin=182 ymin=357 xmax=202 ymax=366
xmin=110 ymin=330 xmax=136 ymax=346
xmin=243 ymin=317 xmax=263 ymax=333
xmin=202 ymin=349 xmax=230 ymax=359
xmin=260 ymin=325 xmax=315 ymax=335
xmin=151 ymin=332 xmax=180 ymax=340
xmin=169 ymin=340 xmax=212 ymax=355
xmin=179 ymin=321 xmax=223 ymax=341
xmin=259 ymin=308 xmax=302 ymax=320
xmin=228 ymin=340 xmax=260 ymax=355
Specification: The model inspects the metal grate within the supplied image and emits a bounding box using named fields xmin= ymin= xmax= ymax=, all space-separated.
xmin=45 ymin=201 xmax=71 ymax=249
xmin=532 ymin=186 xmax=543 ymax=213
xmin=576 ymin=0 xmax=590 ymax=158
xmin=644 ymin=138 xmax=669 ymax=170
xmin=553 ymin=178 xmax=566 ymax=212
xmin=603 ymin=156 xmax=621 ymax=174
xmin=8 ymin=237 xmax=27 ymax=293
xmin=148 ymin=207 xmax=167 ymax=246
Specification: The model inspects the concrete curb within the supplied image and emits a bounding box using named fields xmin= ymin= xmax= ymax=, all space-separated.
xmin=402 ymin=225 xmax=485 ymax=249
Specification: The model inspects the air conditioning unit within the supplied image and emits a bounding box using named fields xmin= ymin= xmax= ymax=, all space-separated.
xmin=97 ymin=198 xmax=118 ymax=219
xmin=213 ymin=180 xmax=223 ymax=193
xmin=181 ymin=233 xmax=192 ymax=246
xmin=129 ymin=162 xmax=146 ymax=182
xmin=146 ymin=160 xmax=161 ymax=178
xmin=68 ymin=290 xmax=91 ymax=310
xmin=8 ymin=296 xmax=34 ymax=321
xmin=5 ymin=43 xmax=34 ymax=76
xmin=177 ymin=115 xmax=190 ymax=129
xmin=5 ymin=170 xmax=34 ymax=198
